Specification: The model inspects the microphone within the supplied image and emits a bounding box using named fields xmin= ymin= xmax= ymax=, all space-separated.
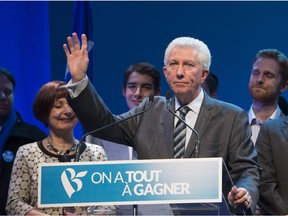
xmin=74 ymin=95 xmax=155 ymax=162
xmin=165 ymin=91 xmax=200 ymax=158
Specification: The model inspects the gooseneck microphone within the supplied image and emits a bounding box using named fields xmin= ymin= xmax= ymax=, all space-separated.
xmin=165 ymin=91 xmax=200 ymax=158
xmin=74 ymin=95 xmax=155 ymax=162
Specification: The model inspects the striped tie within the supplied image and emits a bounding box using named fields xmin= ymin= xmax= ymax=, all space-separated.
xmin=173 ymin=106 xmax=190 ymax=158
xmin=251 ymin=118 xmax=262 ymax=126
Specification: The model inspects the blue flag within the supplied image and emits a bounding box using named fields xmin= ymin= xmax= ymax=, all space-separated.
xmin=65 ymin=1 xmax=95 ymax=139
xmin=65 ymin=1 xmax=95 ymax=85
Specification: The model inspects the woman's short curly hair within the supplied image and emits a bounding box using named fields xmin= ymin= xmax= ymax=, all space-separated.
xmin=33 ymin=81 xmax=68 ymax=127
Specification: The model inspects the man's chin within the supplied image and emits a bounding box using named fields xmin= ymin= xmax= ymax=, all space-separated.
xmin=0 ymin=108 xmax=11 ymax=115
xmin=173 ymin=88 xmax=191 ymax=96
xmin=252 ymin=94 xmax=275 ymax=103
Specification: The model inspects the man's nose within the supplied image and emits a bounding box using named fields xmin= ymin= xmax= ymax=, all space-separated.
xmin=134 ymin=87 xmax=142 ymax=97
xmin=177 ymin=65 xmax=185 ymax=74
xmin=256 ymin=74 xmax=264 ymax=84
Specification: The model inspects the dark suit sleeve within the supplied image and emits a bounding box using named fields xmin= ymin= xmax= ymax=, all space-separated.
xmin=228 ymin=110 xmax=260 ymax=213
xmin=67 ymin=81 xmax=127 ymax=144
xmin=255 ymin=122 xmax=288 ymax=214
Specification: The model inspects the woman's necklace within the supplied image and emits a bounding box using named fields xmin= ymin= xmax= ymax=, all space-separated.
xmin=47 ymin=137 xmax=78 ymax=156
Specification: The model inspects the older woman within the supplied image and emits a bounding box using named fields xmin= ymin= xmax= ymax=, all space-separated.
xmin=6 ymin=81 xmax=114 ymax=215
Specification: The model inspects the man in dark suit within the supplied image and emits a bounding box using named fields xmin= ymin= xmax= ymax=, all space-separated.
xmin=255 ymin=116 xmax=288 ymax=214
xmin=0 ymin=68 xmax=46 ymax=215
xmin=63 ymin=33 xmax=260 ymax=214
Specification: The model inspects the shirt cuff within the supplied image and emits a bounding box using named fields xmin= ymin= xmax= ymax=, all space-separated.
xmin=66 ymin=76 xmax=88 ymax=98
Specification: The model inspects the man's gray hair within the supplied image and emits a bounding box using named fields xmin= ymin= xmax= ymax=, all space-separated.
xmin=164 ymin=37 xmax=211 ymax=70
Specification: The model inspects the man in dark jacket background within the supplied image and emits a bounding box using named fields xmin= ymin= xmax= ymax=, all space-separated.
xmin=0 ymin=68 xmax=46 ymax=215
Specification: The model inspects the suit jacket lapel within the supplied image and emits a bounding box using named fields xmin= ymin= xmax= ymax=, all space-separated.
xmin=163 ymin=97 xmax=175 ymax=158
xmin=184 ymin=94 xmax=214 ymax=158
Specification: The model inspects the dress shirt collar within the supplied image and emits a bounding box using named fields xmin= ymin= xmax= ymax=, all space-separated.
xmin=248 ymin=105 xmax=283 ymax=125
xmin=174 ymin=88 xmax=204 ymax=115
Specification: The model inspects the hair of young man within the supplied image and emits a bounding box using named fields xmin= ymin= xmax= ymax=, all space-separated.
xmin=254 ymin=49 xmax=288 ymax=83
xmin=123 ymin=62 xmax=161 ymax=91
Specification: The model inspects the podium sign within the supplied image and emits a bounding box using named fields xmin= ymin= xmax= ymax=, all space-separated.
xmin=38 ymin=158 xmax=222 ymax=207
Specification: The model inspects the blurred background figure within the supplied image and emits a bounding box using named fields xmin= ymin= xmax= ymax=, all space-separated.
xmin=6 ymin=81 xmax=115 ymax=215
xmin=255 ymin=116 xmax=288 ymax=214
xmin=201 ymin=72 xmax=219 ymax=99
xmin=122 ymin=62 xmax=161 ymax=110
xmin=0 ymin=68 xmax=46 ymax=215
xmin=247 ymin=49 xmax=288 ymax=144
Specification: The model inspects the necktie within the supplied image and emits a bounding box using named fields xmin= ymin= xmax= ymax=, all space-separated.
xmin=251 ymin=118 xmax=262 ymax=126
xmin=174 ymin=106 xmax=190 ymax=158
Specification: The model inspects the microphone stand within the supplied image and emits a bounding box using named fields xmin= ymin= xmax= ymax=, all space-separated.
xmin=133 ymin=204 xmax=138 ymax=216
xmin=165 ymin=91 xmax=200 ymax=158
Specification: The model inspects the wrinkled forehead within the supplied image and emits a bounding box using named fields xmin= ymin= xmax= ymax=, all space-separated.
xmin=252 ymin=57 xmax=281 ymax=72
xmin=127 ymin=71 xmax=154 ymax=83
xmin=166 ymin=46 xmax=201 ymax=67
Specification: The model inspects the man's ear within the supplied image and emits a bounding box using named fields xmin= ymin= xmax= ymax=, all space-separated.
xmin=201 ymin=70 xmax=209 ymax=84
xmin=280 ymin=81 xmax=288 ymax=93
xmin=163 ymin=67 xmax=168 ymax=79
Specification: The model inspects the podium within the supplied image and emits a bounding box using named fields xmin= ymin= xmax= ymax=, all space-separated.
xmin=169 ymin=161 xmax=233 ymax=215
xmin=38 ymin=158 xmax=236 ymax=215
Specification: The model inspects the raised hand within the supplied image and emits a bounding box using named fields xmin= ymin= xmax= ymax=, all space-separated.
xmin=63 ymin=33 xmax=89 ymax=82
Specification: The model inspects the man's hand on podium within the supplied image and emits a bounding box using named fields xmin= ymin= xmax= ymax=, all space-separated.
xmin=228 ymin=186 xmax=252 ymax=209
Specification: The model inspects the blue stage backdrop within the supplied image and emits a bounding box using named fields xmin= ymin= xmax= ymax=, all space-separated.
xmin=50 ymin=1 xmax=288 ymax=117
xmin=0 ymin=2 xmax=50 ymax=134
xmin=2 ymin=1 xmax=288 ymax=138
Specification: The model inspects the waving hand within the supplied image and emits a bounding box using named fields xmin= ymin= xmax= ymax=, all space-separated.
xmin=63 ymin=33 xmax=89 ymax=82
